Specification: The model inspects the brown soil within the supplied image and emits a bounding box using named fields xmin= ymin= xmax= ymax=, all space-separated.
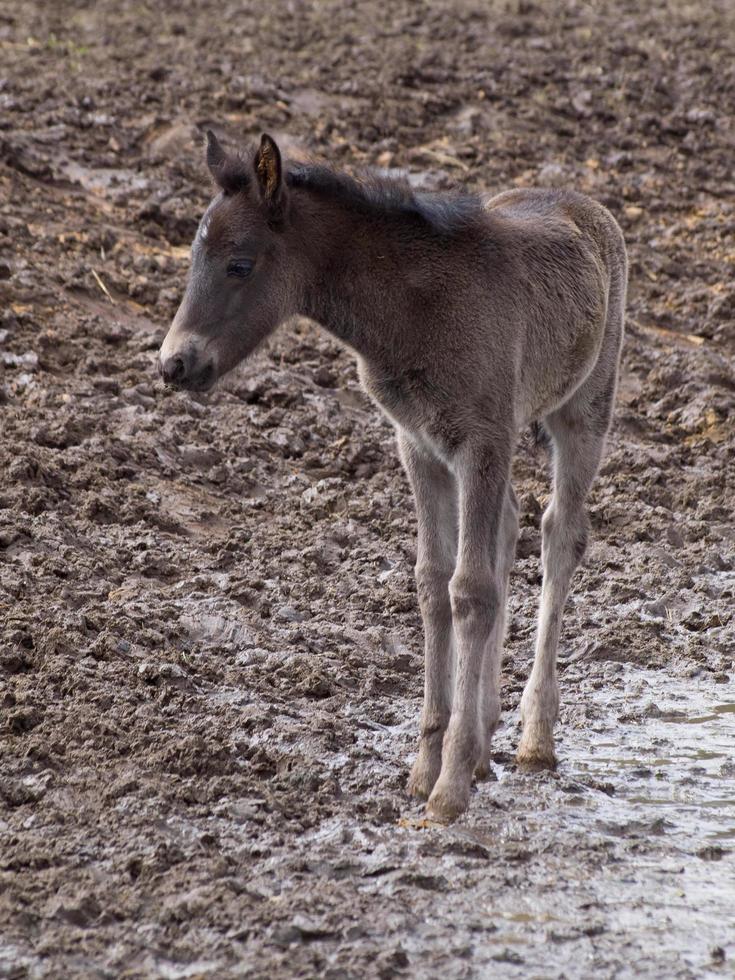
xmin=1 ymin=1 xmax=734 ymax=977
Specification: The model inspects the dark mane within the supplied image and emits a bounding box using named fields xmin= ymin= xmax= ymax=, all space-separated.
xmin=285 ymin=163 xmax=484 ymax=237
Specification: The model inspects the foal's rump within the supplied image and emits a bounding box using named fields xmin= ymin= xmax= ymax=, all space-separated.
xmin=483 ymin=186 xmax=627 ymax=423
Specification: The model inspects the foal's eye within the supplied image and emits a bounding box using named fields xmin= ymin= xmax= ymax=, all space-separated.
xmin=227 ymin=259 xmax=254 ymax=278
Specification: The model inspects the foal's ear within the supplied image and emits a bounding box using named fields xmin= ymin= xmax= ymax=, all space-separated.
xmin=206 ymin=130 xmax=227 ymax=174
xmin=205 ymin=130 xmax=249 ymax=194
xmin=254 ymin=133 xmax=285 ymax=226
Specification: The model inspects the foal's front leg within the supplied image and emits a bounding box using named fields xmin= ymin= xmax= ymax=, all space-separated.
xmin=398 ymin=433 xmax=458 ymax=800
xmin=427 ymin=444 xmax=510 ymax=822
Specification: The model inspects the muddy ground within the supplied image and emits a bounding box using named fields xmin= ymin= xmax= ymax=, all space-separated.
xmin=1 ymin=0 xmax=734 ymax=977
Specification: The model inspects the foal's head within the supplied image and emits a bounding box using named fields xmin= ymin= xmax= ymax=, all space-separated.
xmin=158 ymin=132 xmax=296 ymax=391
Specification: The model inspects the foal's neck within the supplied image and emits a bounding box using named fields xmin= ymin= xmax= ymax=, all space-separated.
xmin=293 ymin=195 xmax=432 ymax=360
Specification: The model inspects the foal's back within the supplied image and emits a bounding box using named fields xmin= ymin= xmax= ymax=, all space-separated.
xmin=484 ymin=186 xmax=625 ymax=262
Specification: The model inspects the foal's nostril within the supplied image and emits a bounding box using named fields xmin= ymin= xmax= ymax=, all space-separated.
xmin=161 ymin=355 xmax=187 ymax=385
xmin=171 ymin=356 xmax=185 ymax=382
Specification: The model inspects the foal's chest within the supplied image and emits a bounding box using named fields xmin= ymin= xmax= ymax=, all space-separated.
xmin=356 ymin=357 xmax=457 ymax=463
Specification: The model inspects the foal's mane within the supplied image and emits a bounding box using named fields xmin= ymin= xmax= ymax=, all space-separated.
xmin=286 ymin=163 xmax=484 ymax=237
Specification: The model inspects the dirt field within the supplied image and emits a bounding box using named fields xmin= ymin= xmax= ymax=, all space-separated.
xmin=1 ymin=0 xmax=734 ymax=977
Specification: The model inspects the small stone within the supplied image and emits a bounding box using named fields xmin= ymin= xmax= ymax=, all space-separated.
xmin=270 ymin=924 xmax=302 ymax=947
xmin=7 ymin=707 xmax=43 ymax=734
xmin=291 ymin=915 xmax=336 ymax=938
xmin=1 ymin=351 xmax=38 ymax=370
xmin=537 ymin=162 xmax=567 ymax=186
xmin=274 ymin=605 xmax=308 ymax=623
xmin=641 ymin=599 xmax=667 ymax=619
xmin=492 ymin=949 xmax=524 ymax=964
xmin=300 ymin=478 xmax=345 ymax=517
xmin=269 ymin=428 xmax=305 ymax=457
xmin=313 ymin=365 xmax=337 ymax=388
xmin=179 ymin=444 xmax=222 ymax=468
xmin=121 ymin=387 xmax=155 ymax=409
xmin=0 ymin=776 xmax=46 ymax=806
xmin=666 ymin=526 xmax=685 ymax=549
xmin=92 ymin=377 xmax=121 ymax=394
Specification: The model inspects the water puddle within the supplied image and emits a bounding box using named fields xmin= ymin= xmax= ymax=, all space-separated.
xmin=334 ymin=662 xmax=735 ymax=974
xmin=455 ymin=664 xmax=735 ymax=975
xmin=558 ymin=666 xmax=735 ymax=844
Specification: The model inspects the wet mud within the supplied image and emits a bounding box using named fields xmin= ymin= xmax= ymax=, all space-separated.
xmin=1 ymin=0 xmax=734 ymax=977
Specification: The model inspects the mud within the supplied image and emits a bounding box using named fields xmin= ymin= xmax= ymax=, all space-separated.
xmin=1 ymin=0 xmax=734 ymax=977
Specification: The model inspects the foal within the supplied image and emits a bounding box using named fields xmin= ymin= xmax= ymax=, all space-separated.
xmin=158 ymin=132 xmax=627 ymax=822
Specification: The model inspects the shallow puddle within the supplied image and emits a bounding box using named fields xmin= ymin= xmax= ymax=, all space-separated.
xmin=561 ymin=666 xmax=735 ymax=842
xmin=459 ymin=665 xmax=735 ymax=976
xmin=336 ymin=663 xmax=735 ymax=977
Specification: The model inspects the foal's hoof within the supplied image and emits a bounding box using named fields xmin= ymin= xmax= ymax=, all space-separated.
xmin=517 ymin=722 xmax=557 ymax=772
xmin=516 ymin=750 xmax=557 ymax=772
xmin=474 ymin=759 xmax=497 ymax=782
xmin=426 ymin=777 xmax=471 ymax=824
xmin=407 ymin=758 xmax=440 ymax=801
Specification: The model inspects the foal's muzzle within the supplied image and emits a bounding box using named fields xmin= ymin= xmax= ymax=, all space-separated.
xmin=157 ymin=350 xmax=215 ymax=391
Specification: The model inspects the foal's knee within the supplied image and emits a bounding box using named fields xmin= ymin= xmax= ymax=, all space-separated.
xmin=449 ymin=573 xmax=499 ymax=631
xmin=415 ymin=562 xmax=452 ymax=619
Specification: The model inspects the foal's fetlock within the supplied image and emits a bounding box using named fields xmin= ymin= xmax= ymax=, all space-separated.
xmin=516 ymin=719 xmax=557 ymax=772
xmin=474 ymin=731 xmax=496 ymax=781
xmin=474 ymin=750 xmax=496 ymax=781
xmin=407 ymin=732 xmax=443 ymax=800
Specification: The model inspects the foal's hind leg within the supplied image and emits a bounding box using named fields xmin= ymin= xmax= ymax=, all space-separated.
xmin=398 ymin=433 xmax=458 ymax=800
xmin=476 ymin=485 xmax=519 ymax=779
xmin=517 ymin=385 xmax=615 ymax=770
